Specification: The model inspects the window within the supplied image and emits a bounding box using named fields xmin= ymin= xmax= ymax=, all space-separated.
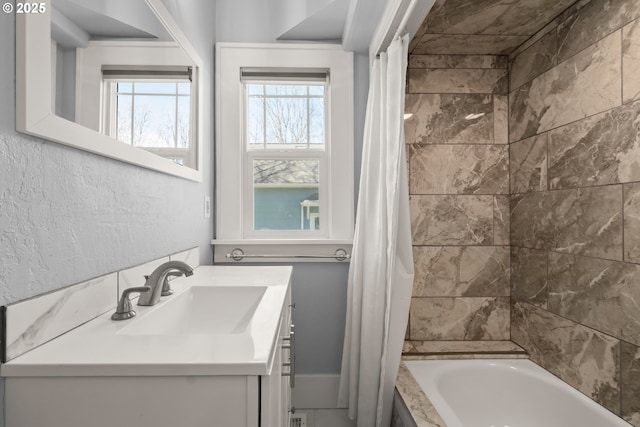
xmin=214 ymin=44 xmax=354 ymax=259
xmin=244 ymin=74 xmax=327 ymax=233
xmin=102 ymin=67 xmax=196 ymax=167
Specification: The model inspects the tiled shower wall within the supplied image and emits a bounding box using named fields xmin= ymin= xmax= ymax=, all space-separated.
xmin=405 ymin=55 xmax=511 ymax=343
xmin=508 ymin=0 xmax=640 ymax=423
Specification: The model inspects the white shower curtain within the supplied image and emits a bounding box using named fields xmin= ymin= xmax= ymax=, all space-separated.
xmin=338 ymin=34 xmax=414 ymax=427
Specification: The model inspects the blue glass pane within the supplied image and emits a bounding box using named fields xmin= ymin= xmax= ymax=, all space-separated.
xmin=265 ymin=97 xmax=307 ymax=145
xmin=178 ymin=82 xmax=191 ymax=95
xmin=176 ymin=97 xmax=191 ymax=148
xmin=265 ymin=84 xmax=307 ymax=96
xmin=309 ymin=97 xmax=325 ymax=146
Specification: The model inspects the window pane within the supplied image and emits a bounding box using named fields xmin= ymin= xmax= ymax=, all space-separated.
xmin=178 ymin=82 xmax=190 ymax=95
xmin=265 ymin=84 xmax=307 ymax=96
xmin=115 ymin=94 xmax=132 ymax=145
xmin=132 ymin=95 xmax=176 ymax=147
xmin=116 ymin=82 xmax=133 ymax=93
xmin=253 ymin=159 xmax=320 ymax=231
xmin=265 ymin=97 xmax=307 ymax=147
xmin=309 ymin=97 xmax=325 ymax=146
xmin=308 ymin=85 xmax=324 ymax=96
xmin=247 ymin=97 xmax=265 ymax=147
xmin=134 ymin=82 xmax=177 ymax=94
xmin=246 ymin=82 xmax=326 ymax=151
xmin=177 ymin=97 xmax=191 ymax=148
xmin=248 ymin=84 xmax=264 ymax=95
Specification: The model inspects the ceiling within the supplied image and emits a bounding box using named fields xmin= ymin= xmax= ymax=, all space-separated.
xmin=410 ymin=0 xmax=579 ymax=55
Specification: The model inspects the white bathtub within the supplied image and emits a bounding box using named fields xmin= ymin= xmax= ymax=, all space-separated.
xmin=403 ymin=359 xmax=630 ymax=427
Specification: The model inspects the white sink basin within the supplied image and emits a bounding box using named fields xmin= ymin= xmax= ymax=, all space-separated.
xmin=120 ymin=285 xmax=268 ymax=336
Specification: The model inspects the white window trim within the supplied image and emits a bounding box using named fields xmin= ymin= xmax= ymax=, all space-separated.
xmin=213 ymin=43 xmax=354 ymax=262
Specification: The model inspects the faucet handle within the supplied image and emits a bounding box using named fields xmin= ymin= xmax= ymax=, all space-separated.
xmin=111 ymin=286 xmax=151 ymax=321
xmin=161 ymin=271 xmax=184 ymax=296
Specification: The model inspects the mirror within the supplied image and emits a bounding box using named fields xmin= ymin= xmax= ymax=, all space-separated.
xmin=16 ymin=0 xmax=203 ymax=181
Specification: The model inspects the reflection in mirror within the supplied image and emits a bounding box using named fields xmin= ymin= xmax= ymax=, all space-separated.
xmin=50 ymin=0 xmax=197 ymax=168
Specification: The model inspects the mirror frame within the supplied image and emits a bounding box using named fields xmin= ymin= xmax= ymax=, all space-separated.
xmin=16 ymin=0 xmax=204 ymax=181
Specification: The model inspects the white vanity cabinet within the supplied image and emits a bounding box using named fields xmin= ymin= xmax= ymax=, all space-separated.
xmin=2 ymin=266 xmax=294 ymax=427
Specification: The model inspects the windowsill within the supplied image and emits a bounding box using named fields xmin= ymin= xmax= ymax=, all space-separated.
xmin=211 ymin=239 xmax=353 ymax=263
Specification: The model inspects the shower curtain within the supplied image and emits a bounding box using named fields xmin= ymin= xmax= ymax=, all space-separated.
xmin=338 ymin=34 xmax=414 ymax=427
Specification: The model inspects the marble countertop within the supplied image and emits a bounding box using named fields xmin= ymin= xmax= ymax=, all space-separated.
xmin=1 ymin=266 xmax=292 ymax=378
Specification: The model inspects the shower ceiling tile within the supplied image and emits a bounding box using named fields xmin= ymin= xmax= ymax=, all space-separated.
xmin=408 ymin=54 xmax=507 ymax=69
xmin=423 ymin=0 xmax=576 ymax=36
xmin=509 ymin=30 xmax=558 ymax=91
xmin=558 ymin=0 xmax=640 ymax=63
xmin=412 ymin=34 xmax=528 ymax=55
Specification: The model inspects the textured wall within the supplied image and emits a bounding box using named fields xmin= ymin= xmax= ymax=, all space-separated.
xmin=404 ymin=54 xmax=511 ymax=344
xmin=508 ymin=0 xmax=640 ymax=423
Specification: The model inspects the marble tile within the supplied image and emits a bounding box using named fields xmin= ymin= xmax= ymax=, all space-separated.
xmin=402 ymin=353 xmax=529 ymax=360
xmin=412 ymin=34 xmax=529 ymax=56
xmin=395 ymin=362 xmax=446 ymax=427
xmin=493 ymin=195 xmax=510 ymax=245
xmin=409 ymin=55 xmax=508 ymax=69
xmin=548 ymin=101 xmax=640 ymax=190
xmin=509 ymin=30 xmax=557 ymax=91
xmin=510 ymin=186 xmax=623 ymax=260
xmin=410 ymin=195 xmax=494 ymax=245
xmin=509 ymin=31 xmax=622 ymax=143
xmin=511 ymin=246 xmax=548 ymax=308
xmin=511 ymin=300 xmax=621 ymax=413
xmin=623 ymin=18 xmax=640 ymax=103
xmin=169 ymin=247 xmax=200 ymax=268
xmin=624 ymin=183 xmax=640 ymax=263
xmin=5 ymin=273 xmax=117 ymax=360
xmin=405 ymin=94 xmax=494 ymax=145
xmin=548 ymin=252 xmax=640 ymax=345
xmin=510 ymin=134 xmax=548 ymax=193
xmin=408 ymin=69 xmax=508 ymax=94
xmin=118 ymin=256 xmax=170 ymax=294
xmin=423 ymin=0 xmax=577 ymax=37
xmin=557 ymin=0 xmax=640 ymax=63
xmin=621 ymin=341 xmax=640 ymax=425
xmin=493 ymin=95 xmax=508 ymax=145
xmin=403 ymin=340 xmax=525 ymax=354
xmin=412 ymin=246 xmax=509 ymax=297
xmin=410 ymin=297 xmax=510 ymax=340
xmin=408 ymin=144 xmax=509 ymax=194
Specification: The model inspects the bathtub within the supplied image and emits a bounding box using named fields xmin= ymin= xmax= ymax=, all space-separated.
xmin=400 ymin=359 xmax=630 ymax=427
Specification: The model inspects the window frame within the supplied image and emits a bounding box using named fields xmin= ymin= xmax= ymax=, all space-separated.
xmin=214 ymin=43 xmax=354 ymax=261
xmin=102 ymin=77 xmax=196 ymax=167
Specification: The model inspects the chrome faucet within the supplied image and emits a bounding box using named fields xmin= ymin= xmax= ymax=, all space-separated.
xmin=137 ymin=261 xmax=194 ymax=306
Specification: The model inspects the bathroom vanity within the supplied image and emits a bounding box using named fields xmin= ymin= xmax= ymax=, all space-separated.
xmin=1 ymin=266 xmax=293 ymax=427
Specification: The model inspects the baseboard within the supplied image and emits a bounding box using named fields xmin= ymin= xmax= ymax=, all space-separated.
xmin=292 ymin=374 xmax=346 ymax=409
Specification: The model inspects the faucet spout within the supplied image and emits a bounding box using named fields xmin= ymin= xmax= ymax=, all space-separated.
xmin=137 ymin=261 xmax=194 ymax=306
